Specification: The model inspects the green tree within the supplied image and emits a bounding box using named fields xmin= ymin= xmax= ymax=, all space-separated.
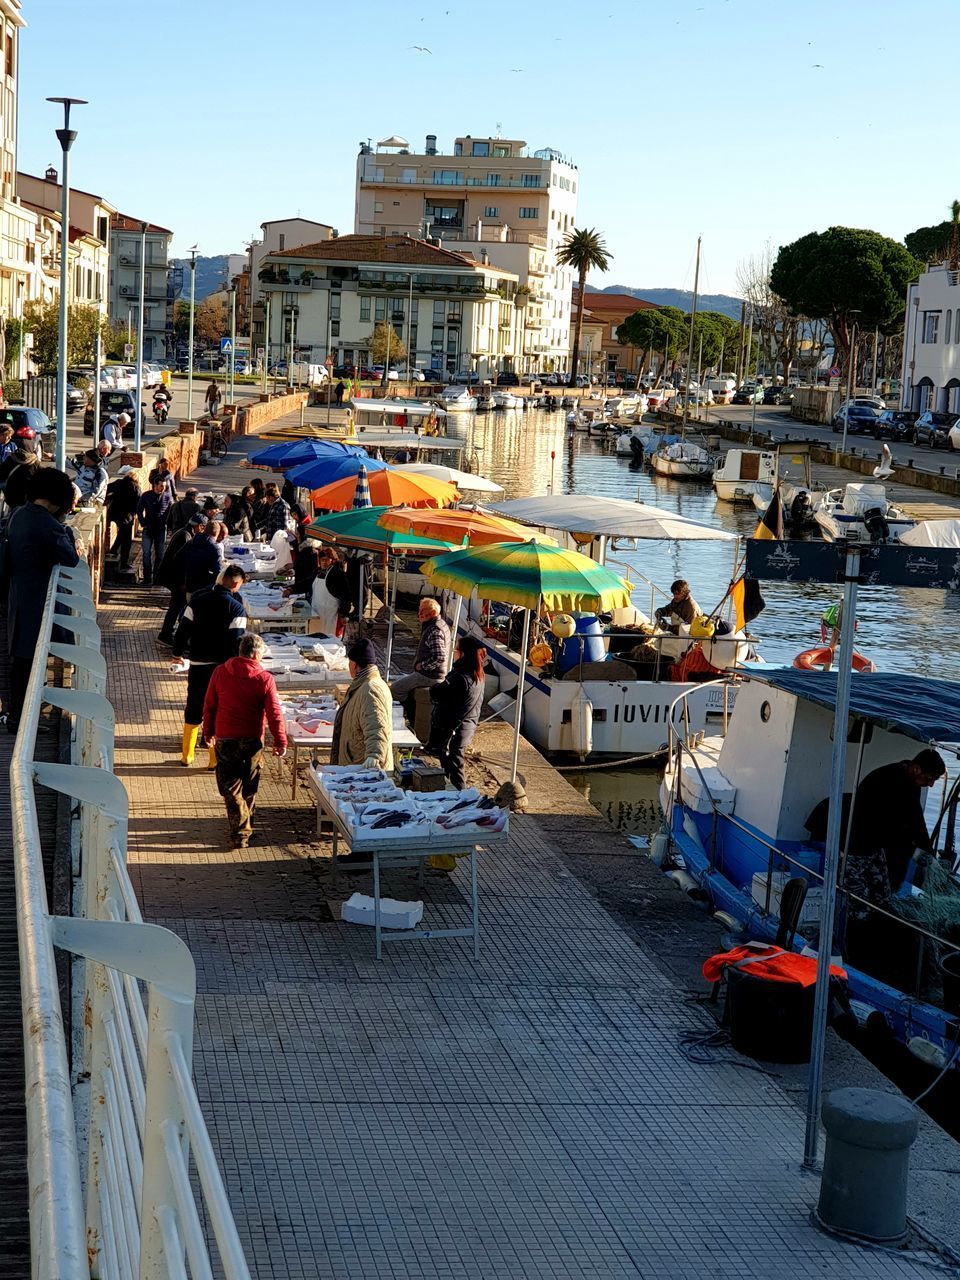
xmin=617 ymin=306 xmax=685 ymax=376
xmin=4 ymin=315 xmax=23 ymax=375
xmin=904 ymin=203 xmax=960 ymax=264
xmin=103 ymin=321 xmax=132 ymax=361
xmin=23 ymin=300 xmax=110 ymax=372
xmin=770 ymin=227 xmax=921 ymax=371
xmin=194 ymin=293 xmax=228 ymax=347
xmin=557 ymin=227 xmax=613 ymax=386
xmin=368 ymin=321 xmax=407 ymax=367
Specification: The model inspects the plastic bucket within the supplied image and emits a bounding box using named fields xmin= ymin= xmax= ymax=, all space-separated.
xmin=727 ymin=965 xmax=815 ymax=1063
xmin=940 ymin=951 xmax=960 ymax=1015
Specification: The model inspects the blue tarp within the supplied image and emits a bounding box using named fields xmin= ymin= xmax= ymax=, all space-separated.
xmin=757 ymin=670 xmax=960 ymax=747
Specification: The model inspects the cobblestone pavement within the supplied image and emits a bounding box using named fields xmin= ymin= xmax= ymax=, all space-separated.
xmin=102 ymin=572 xmax=939 ymax=1278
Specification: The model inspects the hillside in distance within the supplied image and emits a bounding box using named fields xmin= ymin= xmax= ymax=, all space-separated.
xmin=168 ymin=255 xmax=229 ymax=301
xmin=601 ymin=285 xmax=744 ymax=321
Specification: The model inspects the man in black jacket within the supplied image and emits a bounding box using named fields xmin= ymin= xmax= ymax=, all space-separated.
xmin=167 ymin=487 xmax=200 ymax=536
xmin=157 ymin=513 xmax=205 ymax=644
xmin=4 ymin=469 xmax=81 ymax=730
xmin=136 ymin=477 xmax=172 ymax=585
xmin=182 ymin=520 xmax=223 ymax=595
xmin=173 ymin=563 xmax=247 ymax=766
xmin=106 ymin=466 xmax=141 ymax=572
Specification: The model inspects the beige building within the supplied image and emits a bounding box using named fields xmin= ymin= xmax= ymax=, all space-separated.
xmin=19 ymin=169 xmax=114 ymax=319
xmin=258 ymin=233 xmax=522 ymax=379
xmin=248 ymin=217 xmax=336 ymax=357
xmin=108 ymin=212 xmax=172 ymax=360
xmin=354 ymin=132 xmax=578 ymax=373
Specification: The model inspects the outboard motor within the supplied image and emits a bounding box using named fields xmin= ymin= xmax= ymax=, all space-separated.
xmin=789 ymin=490 xmax=811 ymax=531
xmin=630 ymin=435 xmax=644 ymax=461
xmin=863 ymin=505 xmax=890 ymax=543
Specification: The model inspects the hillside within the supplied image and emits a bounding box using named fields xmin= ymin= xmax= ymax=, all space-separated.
xmin=601 ymin=285 xmax=744 ymax=320
xmin=168 ymin=255 xmax=230 ymax=301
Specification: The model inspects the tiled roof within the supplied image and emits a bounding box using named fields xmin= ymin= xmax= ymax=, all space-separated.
xmin=111 ymin=212 xmax=173 ymax=236
xmin=272 ymin=234 xmax=479 ymax=267
xmin=576 ymin=290 xmax=659 ymax=313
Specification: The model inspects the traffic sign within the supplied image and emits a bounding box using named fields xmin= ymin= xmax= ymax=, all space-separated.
xmin=123 ymin=343 xmax=134 ymax=359
xmin=220 ymin=337 xmax=233 ymax=354
xmin=828 ymin=366 xmax=840 ymax=377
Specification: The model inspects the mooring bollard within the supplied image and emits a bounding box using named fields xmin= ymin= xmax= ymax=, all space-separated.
xmin=818 ymin=1087 xmax=918 ymax=1242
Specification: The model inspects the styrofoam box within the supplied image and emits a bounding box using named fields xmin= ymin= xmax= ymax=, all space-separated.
xmin=750 ymin=871 xmax=822 ymax=926
xmin=342 ymin=893 xmax=423 ymax=930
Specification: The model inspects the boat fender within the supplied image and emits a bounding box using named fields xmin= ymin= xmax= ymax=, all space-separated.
xmin=712 ymin=910 xmax=746 ymax=935
xmin=649 ymin=831 xmax=671 ymax=867
xmin=570 ymin=686 xmax=594 ymax=760
xmin=681 ymin=812 xmax=709 ymax=858
xmin=907 ymin=1036 xmax=947 ymax=1069
xmin=666 ymin=867 xmax=701 ymax=895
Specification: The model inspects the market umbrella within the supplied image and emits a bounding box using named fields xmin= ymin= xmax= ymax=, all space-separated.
xmin=488 ymin=493 xmax=737 ymax=542
xmin=421 ymin=540 xmax=632 ymax=783
xmin=352 ymin=464 xmax=372 ymax=509
xmin=247 ymin=438 xmax=366 ymax=469
xmin=377 ymin=506 xmax=540 ymax=547
xmin=392 ymin=462 xmax=505 ymax=495
xmin=310 ymin=469 xmax=458 ymax=512
xmin=306 ymin=505 xmax=456 ymax=675
xmin=287 ymin=452 xmax=389 ymax=490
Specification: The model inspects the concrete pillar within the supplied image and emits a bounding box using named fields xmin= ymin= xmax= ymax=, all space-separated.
xmin=178 ymin=419 xmax=197 ymax=436
xmin=818 ymin=1087 xmax=918 ymax=1243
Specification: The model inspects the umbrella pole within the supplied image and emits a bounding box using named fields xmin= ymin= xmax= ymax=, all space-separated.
xmin=510 ymin=608 xmax=532 ymax=785
xmin=450 ymin=591 xmax=463 ymax=645
xmin=385 ymin=556 xmax=399 ymax=677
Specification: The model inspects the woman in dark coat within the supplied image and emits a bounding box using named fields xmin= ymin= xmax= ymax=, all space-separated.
xmin=222 ymin=493 xmax=252 ymax=540
xmin=428 ymin=634 xmax=486 ymax=790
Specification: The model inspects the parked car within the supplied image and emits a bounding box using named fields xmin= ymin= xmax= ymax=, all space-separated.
xmin=496 ymin=372 xmax=518 ymax=386
xmin=762 ymin=386 xmax=794 ymax=406
xmin=84 ymin=389 xmax=139 ymax=436
xmin=873 ymin=409 xmax=918 ymax=441
xmin=332 ymin=365 xmax=355 ymax=379
xmin=913 ymin=410 xmax=959 ymax=448
xmin=142 ymin=362 xmax=163 ymax=388
xmin=732 ymin=384 xmax=764 ymax=405
xmin=450 ymin=370 xmax=480 ymax=385
xmin=947 ymin=420 xmax=960 ymax=452
xmin=357 ymin=366 xmax=379 ymax=380
xmin=831 ymin=403 xmax=882 ymax=435
xmin=0 ymin=406 xmax=54 ymax=438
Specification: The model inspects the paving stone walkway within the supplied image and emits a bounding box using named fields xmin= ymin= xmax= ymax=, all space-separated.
xmin=97 ymin=570 xmax=944 ymax=1280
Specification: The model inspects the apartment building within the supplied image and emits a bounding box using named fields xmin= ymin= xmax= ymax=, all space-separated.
xmin=248 ymin=218 xmax=336 ymax=356
xmin=354 ymin=132 xmax=578 ymax=373
xmin=108 ymin=213 xmax=172 ymax=360
xmin=257 ymin=233 xmax=522 ymax=379
xmin=19 ymin=169 xmax=114 ymax=323
xmin=902 ymin=263 xmax=960 ymax=414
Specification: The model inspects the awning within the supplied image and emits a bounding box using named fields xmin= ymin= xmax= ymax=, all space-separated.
xmin=755 ymin=670 xmax=960 ymax=750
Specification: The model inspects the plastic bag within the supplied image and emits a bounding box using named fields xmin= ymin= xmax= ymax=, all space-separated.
xmin=270 ymin=529 xmax=293 ymax=572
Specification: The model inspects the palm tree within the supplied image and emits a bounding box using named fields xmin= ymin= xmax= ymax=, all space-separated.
xmin=557 ymin=228 xmax=612 ymax=387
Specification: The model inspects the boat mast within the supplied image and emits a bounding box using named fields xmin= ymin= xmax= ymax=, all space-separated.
xmin=681 ymin=235 xmax=701 ymax=436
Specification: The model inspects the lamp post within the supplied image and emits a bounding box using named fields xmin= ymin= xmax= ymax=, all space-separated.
xmin=186 ymin=245 xmax=198 ymax=419
xmin=228 ymin=284 xmax=237 ymax=404
xmin=262 ymin=293 xmax=271 ymax=395
xmin=134 ymin=221 xmax=147 ymax=451
xmin=46 ymin=96 xmax=86 ymax=471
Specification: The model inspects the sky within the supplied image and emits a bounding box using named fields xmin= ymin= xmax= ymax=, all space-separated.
xmin=18 ymin=0 xmax=956 ymax=296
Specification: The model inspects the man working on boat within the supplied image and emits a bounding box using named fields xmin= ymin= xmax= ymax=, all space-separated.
xmin=842 ymin=749 xmax=946 ymax=965
xmin=655 ymin=579 xmax=701 ymax=632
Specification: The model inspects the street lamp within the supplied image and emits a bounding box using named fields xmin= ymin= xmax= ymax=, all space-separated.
xmin=186 ymin=245 xmax=198 ymax=419
xmin=46 ymin=97 xmax=86 ymax=471
xmin=134 ymin=220 xmax=147 ymax=450
xmin=228 ymin=284 xmax=237 ymax=404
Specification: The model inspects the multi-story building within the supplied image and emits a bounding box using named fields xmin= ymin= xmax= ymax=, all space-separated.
xmin=257 ymin=233 xmax=522 ymax=379
xmin=901 ymin=263 xmax=960 ymax=414
xmin=571 ymin=289 xmax=659 ymax=380
xmin=248 ymin=218 xmax=336 ymax=358
xmin=354 ymin=132 xmax=578 ymax=374
xmin=19 ymin=169 xmax=114 ymax=320
xmin=108 ymin=213 xmax=173 ymax=360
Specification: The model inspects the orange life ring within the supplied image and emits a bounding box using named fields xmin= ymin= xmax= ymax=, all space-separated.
xmin=792 ymin=646 xmax=877 ymax=673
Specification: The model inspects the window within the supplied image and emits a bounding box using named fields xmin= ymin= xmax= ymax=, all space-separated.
xmin=454 ymin=142 xmax=463 ymax=156
xmin=956 ymin=311 xmax=960 ymax=343
xmin=483 ymin=206 xmax=499 ymax=218
xmin=331 ymin=321 xmax=340 ymax=337
xmin=486 ymin=173 xmax=501 ymax=186
xmin=493 ymin=145 xmax=510 ymax=157
xmin=521 ymin=173 xmax=540 ymax=187
xmin=432 ymin=169 xmax=464 ymax=184
xmin=432 ymin=325 xmax=444 ymax=351
xmin=433 ymin=300 xmax=446 ymax=323
xmin=519 ymin=207 xmax=539 ymax=219
xmin=5 ymin=28 xmax=13 ymax=78
xmin=375 ymin=297 xmax=386 ymax=322
xmin=923 ymin=311 xmax=941 ymax=343
xmin=400 ymin=167 xmax=417 ymax=183
xmin=330 ymin=294 xmax=341 ymax=321
xmin=948 ymin=312 xmax=954 ymax=345
xmin=359 ymin=296 xmax=371 ymax=322
xmin=374 ymin=201 xmax=384 ymax=213
xmin=278 ymin=234 xmax=285 ymax=250
xmin=471 ymin=141 xmax=489 ymax=156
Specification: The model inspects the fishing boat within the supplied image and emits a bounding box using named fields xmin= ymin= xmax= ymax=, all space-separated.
xmin=661 ymin=670 xmax=960 ymax=1073
xmin=452 ymin=493 xmax=760 ymax=759
xmin=713 ymin=449 xmax=777 ymax=503
xmin=813 ymin=482 xmax=916 ymax=544
xmin=649 ymin=440 xmax=715 ymax=480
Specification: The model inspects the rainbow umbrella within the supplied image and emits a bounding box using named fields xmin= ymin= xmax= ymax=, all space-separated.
xmin=247 ymin=438 xmax=366 ymax=468
xmin=287 ymin=452 xmax=389 ymax=490
xmin=310 ymin=468 xmax=458 ymax=512
xmin=421 ymin=539 xmax=632 ymax=782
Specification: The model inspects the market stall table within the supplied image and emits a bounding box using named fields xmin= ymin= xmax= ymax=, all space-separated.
xmin=283 ymin=718 xmax=422 ymax=798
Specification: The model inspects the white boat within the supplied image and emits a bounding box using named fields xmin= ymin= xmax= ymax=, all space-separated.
xmin=492 ymin=390 xmax=522 ymax=409
xmin=461 ymin=493 xmax=757 ymax=759
xmin=348 ymin=397 xmax=446 ymax=432
xmin=649 ymin=441 xmax=714 ymax=480
xmin=713 ymin=448 xmax=777 ymax=503
xmin=440 ymin=386 xmax=478 ymax=411
xmin=813 ymin=482 xmax=916 ymax=543
xmin=615 ymin=425 xmax=655 ymax=457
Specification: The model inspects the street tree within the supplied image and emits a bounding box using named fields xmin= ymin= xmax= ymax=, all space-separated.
xmin=557 ymin=227 xmax=612 ymax=386
xmin=368 ymin=321 xmax=407 ymax=367
xmin=904 ymin=202 xmax=960 ymax=265
xmin=770 ymin=227 xmax=921 ymax=372
xmin=23 ymin=300 xmax=110 ymax=372
xmin=616 ymin=306 xmax=685 ymax=378
xmin=193 ymin=293 xmax=228 ymax=347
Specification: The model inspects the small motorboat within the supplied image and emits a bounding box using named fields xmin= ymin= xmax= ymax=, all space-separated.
xmin=713 ymin=448 xmax=777 ymax=503
xmin=813 ymin=482 xmax=916 ymax=544
xmin=792 ymin=646 xmax=877 ymax=673
xmin=441 ymin=386 xmax=478 ymax=411
xmin=615 ymin=426 xmax=650 ymax=459
xmin=492 ymin=390 xmax=522 ymax=410
xmin=649 ymin=440 xmax=714 ymax=480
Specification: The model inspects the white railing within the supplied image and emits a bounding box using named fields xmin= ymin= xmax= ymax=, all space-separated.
xmin=10 ymin=563 xmax=251 ymax=1280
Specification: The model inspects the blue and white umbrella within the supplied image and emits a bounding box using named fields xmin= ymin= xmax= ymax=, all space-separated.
xmin=247 ymin=438 xmax=365 ymax=468
xmin=352 ymin=463 xmax=372 ymax=509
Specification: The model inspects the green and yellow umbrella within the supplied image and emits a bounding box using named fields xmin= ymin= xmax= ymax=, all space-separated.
xmin=421 ymin=538 xmax=631 ymax=612
xmin=420 ymin=539 xmax=632 ymax=783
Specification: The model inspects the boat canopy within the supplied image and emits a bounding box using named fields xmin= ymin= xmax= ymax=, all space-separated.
xmin=349 ymin=398 xmax=445 ymax=417
xmin=489 ymin=494 xmax=736 ymax=541
xmin=901 ymin=519 xmax=960 ymax=548
xmin=756 ymin=670 xmax=960 ymax=751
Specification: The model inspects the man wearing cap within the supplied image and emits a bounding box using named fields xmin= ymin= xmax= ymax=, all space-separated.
xmin=106 ymin=466 xmax=141 ymax=574
xmin=167 ymin=487 xmax=200 ymax=536
xmin=156 ymin=513 xmax=205 ymax=644
xmin=330 ymin=638 xmax=394 ymax=771
xmin=72 ymin=448 xmax=109 ymax=504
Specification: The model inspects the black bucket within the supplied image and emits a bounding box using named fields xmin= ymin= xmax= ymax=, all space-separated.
xmin=940 ymin=951 xmax=960 ymax=1015
xmin=727 ymin=965 xmax=815 ymax=1063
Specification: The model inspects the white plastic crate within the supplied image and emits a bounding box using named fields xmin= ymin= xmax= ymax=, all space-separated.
xmin=341 ymin=893 xmax=423 ymax=930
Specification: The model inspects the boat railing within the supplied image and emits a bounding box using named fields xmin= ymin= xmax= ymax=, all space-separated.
xmin=665 ymin=688 xmax=960 ymax=1002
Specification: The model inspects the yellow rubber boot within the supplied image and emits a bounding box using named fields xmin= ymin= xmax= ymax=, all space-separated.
xmin=180 ymin=724 xmax=199 ymax=766
xmin=207 ymin=743 xmax=217 ymax=771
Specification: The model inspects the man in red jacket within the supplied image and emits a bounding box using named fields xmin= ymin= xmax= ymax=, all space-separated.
xmin=202 ymin=632 xmax=287 ymax=847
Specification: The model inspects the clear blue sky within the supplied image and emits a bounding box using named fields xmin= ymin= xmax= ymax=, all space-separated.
xmin=18 ymin=0 xmax=954 ymax=296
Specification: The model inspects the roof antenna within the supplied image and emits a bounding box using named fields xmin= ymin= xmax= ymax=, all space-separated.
xmin=495 ymin=121 xmax=502 ymax=138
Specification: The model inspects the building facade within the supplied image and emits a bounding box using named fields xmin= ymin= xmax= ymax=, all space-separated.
xmin=19 ymin=169 xmax=114 ymax=318
xmin=571 ymin=290 xmax=659 ymax=379
xmin=248 ymin=218 xmax=336 ymax=357
xmin=108 ymin=213 xmax=172 ymax=360
xmin=901 ymin=264 xmax=960 ymax=414
xmin=354 ymin=133 xmax=578 ymax=373
xmin=258 ymin=233 xmax=522 ymax=379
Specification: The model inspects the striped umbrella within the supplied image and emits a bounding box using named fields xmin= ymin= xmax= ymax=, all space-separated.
xmin=352 ymin=463 xmax=372 ymax=509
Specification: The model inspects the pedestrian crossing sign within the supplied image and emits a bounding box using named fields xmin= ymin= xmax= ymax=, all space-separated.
xmin=220 ymin=337 xmax=233 ymax=354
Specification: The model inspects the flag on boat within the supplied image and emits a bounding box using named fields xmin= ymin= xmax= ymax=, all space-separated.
xmin=754 ymin=488 xmax=783 ymax=540
xmin=729 ymin=575 xmax=766 ymax=631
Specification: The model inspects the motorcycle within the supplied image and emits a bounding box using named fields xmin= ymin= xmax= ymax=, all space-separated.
xmin=153 ymin=398 xmax=170 ymax=425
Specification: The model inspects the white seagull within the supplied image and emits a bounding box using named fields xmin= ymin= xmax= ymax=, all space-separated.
xmin=873 ymin=443 xmax=894 ymax=480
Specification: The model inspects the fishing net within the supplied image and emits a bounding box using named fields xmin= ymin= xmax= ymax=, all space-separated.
xmin=889 ymin=858 xmax=960 ymax=947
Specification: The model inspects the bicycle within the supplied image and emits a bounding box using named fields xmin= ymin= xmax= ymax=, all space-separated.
xmin=204 ymin=421 xmax=228 ymax=460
